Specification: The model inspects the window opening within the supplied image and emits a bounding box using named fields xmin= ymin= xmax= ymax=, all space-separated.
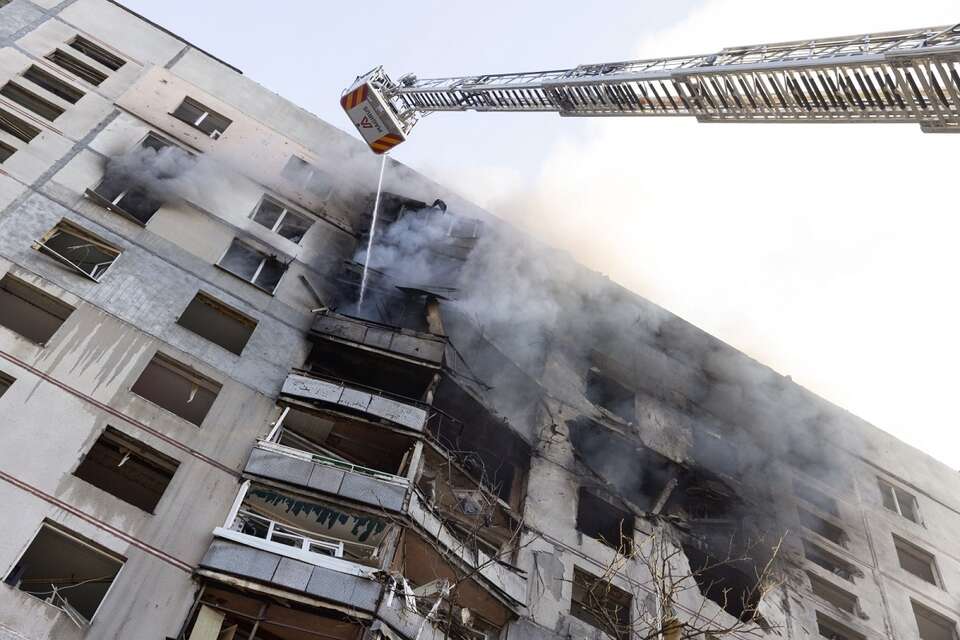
xmin=33 ymin=221 xmax=120 ymax=282
xmin=73 ymin=427 xmax=178 ymax=512
xmin=807 ymin=572 xmax=858 ymax=613
xmin=803 ymin=540 xmax=857 ymax=582
xmin=177 ymin=292 xmax=257 ymax=355
xmin=585 ymin=367 xmax=635 ymax=423
xmin=794 ymin=479 xmax=839 ymax=516
xmin=879 ymin=478 xmax=921 ymax=523
xmin=218 ymin=239 xmax=286 ymax=293
xmin=131 ymin=353 xmax=221 ymax=427
xmin=816 ymin=612 xmax=865 ymax=640
xmin=570 ymin=567 xmax=632 ymax=640
xmin=0 ymin=106 xmax=40 ymax=142
xmin=23 ymin=66 xmax=84 ymax=104
xmin=0 ymin=140 xmax=13 ymax=163
xmin=251 ymin=196 xmax=314 ymax=243
xmin=894 ymin=535 xmax=940 ymax=586
xmin=4 ymin=522 xmax=123 ymax=626
xmin=913 ymin=601 xmax=959 ymax=640
xmin=68 ymin=36 xmax=124 ymax=71
xmin=0 ymin=82 xmax=64 ymax=121
xmin=172 ymin=97 xmax=231 ymax=139
xmin=46 ymin=49 xmax=108 ymax=86
xmin=88 ymin=134 xmax=181 ymax=224
xmin=282 ymin=155 xmax=335 ymax=199
xmin=798 ymin=507 xmax=847 ymax=547
xmin=0 ymin=371 xmax=13 ymax=398
xmin=576 ymin=488 xmax=634 ymax=554
xmin=0 ymin=274 xmax=73 ymax=344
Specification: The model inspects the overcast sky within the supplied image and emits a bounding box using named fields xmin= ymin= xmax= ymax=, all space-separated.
xmin=124 ymin=0 xmax=960 ymax=468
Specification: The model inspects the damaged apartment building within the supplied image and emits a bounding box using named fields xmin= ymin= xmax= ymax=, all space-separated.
xmin=0 ymin=1 xmax=957 ymax=640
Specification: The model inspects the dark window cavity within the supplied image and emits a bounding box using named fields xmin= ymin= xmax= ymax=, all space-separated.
xmin=69 ymin=36 xmax=125 ymax=71
xmin=177 ymin=292 xmax=257 ymax=355
xmin=0 ymin=82 xmax=64 ymax=121
xmin=218 ymin=239 xmax=287 ymax=293
xmin=23 ymin=66 xmax=84 ymax=104
xmin=46 ymin=49 xmax=108 ymax=86
xmin=570 ymin=567 xmax=632 ymax=640
xmin=172 ymin=97 xmax=231 ymax=138
xmin=0 ymin=274 xmax=73 ymax=344
xmin=73 ymin=427 xmax=178 ymax=512
xmin=576 ymin=488 xmax=634 ymax=554
xmin=894 ymin=535 xmax=940 ymax=586
xmin=34 ymin=221 xmax=120 ymax=282
xmin=0 ymin=140 xmax=13 ymax=163
xmin=803 ymin=540 xmax=857 ymax=582
xmin=251 ymin=196 xmax=314 ymax=243
xmin=794 ymin=478 xmax=839 ymax=516
xmin=88 ymin=135 xmax=182 ymax=224
xmin=586 ymin=367 xmax=635 ymax=423
xmin=0 ymin=106 xmax=40 ymax=142
xmin=798 ymin=507 xmax=847 ymax=548
xmin=808 ymin=572 xmax=858 ymax=614
xmin=816 ymin=612 xmax=865 ymax=640
xmin=131 ymin=353 xmax=221 ymax=427
xmin=4 ymin=522 xmax=123 ymax=624
xmin=0 ymin=371 xmax=13 ymax=398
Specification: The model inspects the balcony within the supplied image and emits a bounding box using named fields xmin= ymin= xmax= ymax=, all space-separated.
xmin=282 ymin=371 xmax=429 ymax=432
xmin=200 ymin=483 xmax=392 ymax=614
xmin=311 ymin=312 xmax=446 ymax=366
xmin=246 ymin=440 xmax=410 ymax=513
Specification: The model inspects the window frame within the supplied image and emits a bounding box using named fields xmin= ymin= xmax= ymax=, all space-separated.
xmin=803 ymin=539 xmax=858 ymax=583
xmin=46 ymin=49 xmax=108 ymax=86
xmin=33 ymin=220 xmax=120 ymax=282
xmin=0 ymin=81 xmax=65 ymax=121
xmin=569 ymin=566 xmax=632 ymax=640
xmin=171 ymin=96 xmax=232 ymax=139
xmin=22 ymin=65 xmax=84 ymax=104
xmin=912 ymin=600 xmax=959 ymax=640
xmin=807 ymin=572 xmax=859 ymax=614
xmin=878 ymin=478 xmax=922 ymax=524
xmin=176 ymin=291 xmax=258 ymax=355
xmin=893 ymin=534 xmax=942 ymax=587
xmin=0 ymin=273 xmax=74 ymax=345
xmin=217 ymin=238 xmax=288 ymax=294
xmin=68 ymin=36 xmax=125 ymax=71
xmin=250 ymin=195 xmax=314 ymax=244
xmin=816 ymin=611 xmax=866 ymax=640
xmin=130 ymin=352 xmax=222 ymax=428
xmin=0 ymin=105 xmax=41 ymax=143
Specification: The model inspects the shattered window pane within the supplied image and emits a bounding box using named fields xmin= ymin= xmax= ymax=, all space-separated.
xmin=256 ymin=257 xmax=286 ymax=292
xmin=172 ymin=97 xmax=232 ymax=138
xmin=276 ymin=211 xmax=312 ymax=243
xmin=35 ymin=222 xmax=120 ymax=281
xmin=251 ymin=197 xmax=313 ymax=243
xmin=252 ymin=198 xmax=284 ymax=229
xmin=219 ymin=239 xmax=286 ymax=293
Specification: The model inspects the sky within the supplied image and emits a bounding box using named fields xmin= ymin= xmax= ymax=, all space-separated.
xmin=123 ymin=0 xmax=960 ymax=469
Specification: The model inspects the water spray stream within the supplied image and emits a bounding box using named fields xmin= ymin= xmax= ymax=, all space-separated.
xmin=359 ymin=154 xmax=386 ymax=307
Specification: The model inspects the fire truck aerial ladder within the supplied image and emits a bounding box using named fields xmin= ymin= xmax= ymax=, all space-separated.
xmin=342 ymin=22 xmax=960 ymax=153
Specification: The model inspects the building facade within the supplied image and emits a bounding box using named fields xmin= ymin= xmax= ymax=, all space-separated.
xmin=0 ymin=2 xmax=957 ymax=639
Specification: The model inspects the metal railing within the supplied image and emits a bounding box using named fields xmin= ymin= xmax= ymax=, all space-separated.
xmin=231 ymin=509 xmax=344 ymax=558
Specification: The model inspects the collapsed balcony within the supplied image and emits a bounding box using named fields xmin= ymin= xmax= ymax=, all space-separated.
xmin=311 ymin=312 xmax=446 ymax=366
xmin=178 ymin=582 xmax=367 ymax=640
xmin=201 ymin=482 xmax=392 ymax=614
xmin=246 ymin=404 xmax=416 ymax=512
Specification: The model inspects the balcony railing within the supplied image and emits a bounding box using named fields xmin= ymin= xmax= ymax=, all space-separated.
xmin=231 ymin=509 xmax=345 ymax=558
xmin=258 ymin=437 xmax=409 ymax=487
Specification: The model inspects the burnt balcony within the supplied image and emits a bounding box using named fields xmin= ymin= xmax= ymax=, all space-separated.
xmin=200 ymin=482 xmax=391 ymax=614
xmin=245 ymin=405 xmax=417 ymax=513
xmin=311 ymin=312 xmax=446 ymax=366
xmin=282 ymin=370 xmax=430 ymax=432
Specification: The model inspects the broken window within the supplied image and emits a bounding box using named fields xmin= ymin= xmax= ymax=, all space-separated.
xmin=283 ymin=155 xmax=334 ymax=199
xmin=816 ymin=612 xmax=866 ymax=640
xmin=0 ymin=106 xmax=41 ymax=142
xmin=68 ymin=36 xmax=124 ymax=71
xmin=172 ymin=97 xmax=231 ymax=139
xmin=130 ymin=353 xmax=221 ymax=427
xmin=794 ymin=478 xmax=839 ymax=516
xmin=878 ymin=478 xmax=921 ymax=523
xmin=692 ymin=427 xmax=739 ymax=478
xmin=0 ymin=82 xmax=64 ymax=121
xmin=23 ymin=66 xmax=84 ymax=104
xmin=570 ymin=567 xmax=632 ymax=640
xmin=807 ymin=572 xmax=858 ymax=614
xmin=33 ymin=221 xmax=120 ymax=282
xmin=913 ymin=601 xmax=959 ymax=640
xmin=798 ymin=507 xmax=847 ymax=548
xmin=4 ymin=522 xmax=123 ymax=625
xmin=218 ymin=239 xmax=287 ymax=293
xmin=577 ymin=488 xmax=634 ymax=554
xmin=251 ymin=196 xmax=314 ymax=243
xmin=73 ymin=427 xmax=178 ymax=512
xmin=803 ymin=540 xmax=857 ymax=582
xmin=46 ymin=49 xmax=108 ymax=86
xmin=586 ymin=368 xmax=635 ymax=423
xmin=177 ymin=292 xmax=257 ymax=355
xmin=894 ymin=535 xmax=940 ymax=586
xmin=683 ymin=543 xmax=762 ymax=621
xmin=0 ymin=371 xmax=13 ymax=398
xmin=0 ymin=274 xmax=73 ymax=344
